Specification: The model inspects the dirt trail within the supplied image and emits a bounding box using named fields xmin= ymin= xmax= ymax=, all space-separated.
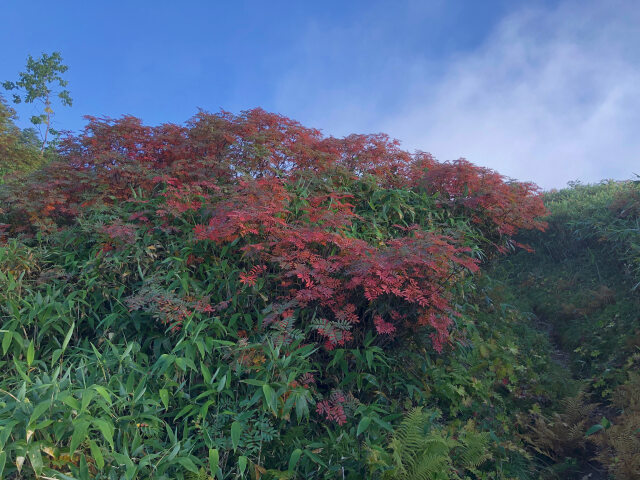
xmin=532 ymin=312 xmax=610 ymax=480
xmin=532 ymin=312 xmax=571 ymax=370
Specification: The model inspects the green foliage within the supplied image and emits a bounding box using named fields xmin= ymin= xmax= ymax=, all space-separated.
xmin=0 ymin=96 xmax=44 ymax=181
xmin=493 ymin=180 xmax=640 ymax=383
xmin=592 ymin=371 xmax=640 ymax=480
xmin=518 ymin=392 xmax=597 ymax=461
xmin=3 ymin=51 xmax=72 ymax=152
xmin=0 ymin=178 xmax=550 ymax=478
xmin=492 ymin=179 xmax=640 ymax=478
xmin=371 ymin=407 xmax=490 ymax=480
xmin=10 ymin=109 xmax=639 ymax=479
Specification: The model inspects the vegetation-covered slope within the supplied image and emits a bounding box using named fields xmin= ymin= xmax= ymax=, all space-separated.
xmin=0 ymin=108 xmax=637 ymax=479
xmin=494 ymin=180 xmax=640 ymax=479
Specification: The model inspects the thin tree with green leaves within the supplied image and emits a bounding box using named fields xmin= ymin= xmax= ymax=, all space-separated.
xmin=3 ymin=51 xmax=72 ymax=152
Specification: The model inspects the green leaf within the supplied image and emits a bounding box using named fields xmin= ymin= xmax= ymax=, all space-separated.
xmin=61 ymin=395 xmax=81 ymax=411
xmin=71 ymin=419 xmax=90 ymax=453
xmin=13 ymin=358 xmax=30 ymax=382
xmin=26 ymin=340 xmax=35 ymax=366
xmin=175 ymin=404 xmax=195 ymax=420
xmin=89 ymin=440 xmax=105 ymax=470
xmin=208 ymin=448 xmax=219 ymax=475
xmin=356 ymin=416 xmax=372 ymax=436
xmin=177 ymin=457 xmax=199 ymax=473
xmin=295 ymin=393 xmax=308 ymax=421
xmin=113 ymin=452 xmax=136 ymax=479
xmin=238 ymin=455 xmax=248 ymax=475
xmin=51 ymin=348 xmax=63 ymax=365
xmin=216 ymin=375 xmax=227 ymax=392
xmin=201 ymin=363 xmax=212 ymax=384
xmin=372 ymin=416 xmax=393 ymax=431
xmin=93 ymin=386 xmax=112 ymax=405
xmin=29 ymin=400 xmax=51 ymax=426
xmin=585 ymin=424 xmax=603 ymax=436
xmin=262 ymin=384 xmax=276 ymax=413
xmin=231 ymin=421 xmax=242 ymax=452
xmin=0 ymin=421 xmax=17 ymax=450
xmin=81 ymin=388 xmax=97 ymax=412
xmin=93 ymin=418 xmax=114 ymax=449
xmin=303 ymin=449 xmax=327 ymax=468
xmin=2 ymin=331 xmax=13 ymax=355
xmin=62 ymin=322 xmax=74 ymax=353
xmin=27 ymin=442 xmax=43 ymax=475
xmin=241 ymin=379 xmax=266 ymax=386
xmin=0 ymin=451 xmax=6 ymax=478
xmin=79 ymin=453 xmax=90 ymax=478
xmin=288 ymin=448 xmax=302 ymax=472
xmin=159 ymin=388 xmax=169 ymax=409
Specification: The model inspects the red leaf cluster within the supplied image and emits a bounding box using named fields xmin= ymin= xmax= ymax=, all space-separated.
xmin=0 ymin=108 xmax=548 ymax=351
xmin=417 ymin=158 xmax=548 ymax=238
xmin=316 ymin=391 xmax=347 ymax=425
xmin=187 ymin=177 xmax=479 ymax=350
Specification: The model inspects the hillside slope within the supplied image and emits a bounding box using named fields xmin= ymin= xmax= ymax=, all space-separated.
xmin=0 ymin=111 xmax=637 ymax=479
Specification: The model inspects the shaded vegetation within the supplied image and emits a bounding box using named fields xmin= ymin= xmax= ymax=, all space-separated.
xmin=494 ymin=179 xmax=640 ymax=478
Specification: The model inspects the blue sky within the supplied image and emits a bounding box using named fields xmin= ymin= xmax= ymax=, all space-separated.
xmin=2 ymin=0 xmax=638 ymax=189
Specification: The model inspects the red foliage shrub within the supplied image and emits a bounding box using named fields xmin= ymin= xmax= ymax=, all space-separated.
xmin=417 ymin=158 xmax=547 ymax=240
xmin=0 ymin=108 xmax=548 ymax=351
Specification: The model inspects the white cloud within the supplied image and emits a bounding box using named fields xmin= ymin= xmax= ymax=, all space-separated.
xmin=274 ymin=0 xmax=640 ymax=189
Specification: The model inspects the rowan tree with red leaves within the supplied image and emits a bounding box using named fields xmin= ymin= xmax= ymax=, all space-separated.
xmin=0 ymin=108 xmax=547 ymax=352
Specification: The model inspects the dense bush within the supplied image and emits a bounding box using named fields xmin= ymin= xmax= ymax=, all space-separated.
xmin=0 ymin=109 xmax=563 ymax=479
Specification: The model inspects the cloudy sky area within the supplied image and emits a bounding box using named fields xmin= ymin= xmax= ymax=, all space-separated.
xmin=2 ymin=0 xmax=638 ymax=189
